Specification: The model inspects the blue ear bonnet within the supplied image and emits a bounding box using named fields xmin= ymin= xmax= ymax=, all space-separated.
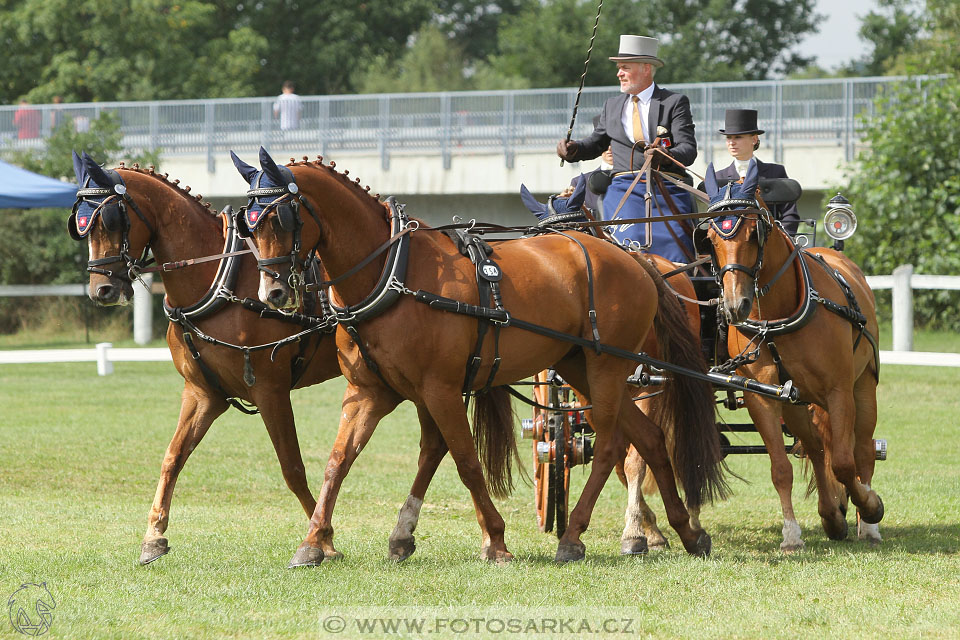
xmin=520 ymin=178 xmax=588 ymax=225
xmin=70 ymin=151 xmax=127 ymax=239
xmin=242 ymin=164 xmax=297 ymax=231
xmin=703 ymin=160 xmax=760 ymax=239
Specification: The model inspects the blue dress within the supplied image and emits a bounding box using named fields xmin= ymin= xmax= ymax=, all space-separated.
xmin=602 ymin=174 xmax=696 ymax=264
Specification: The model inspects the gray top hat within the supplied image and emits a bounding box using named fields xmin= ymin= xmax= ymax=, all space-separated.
xmin=608 ymin=35 xmax=664 ymax=68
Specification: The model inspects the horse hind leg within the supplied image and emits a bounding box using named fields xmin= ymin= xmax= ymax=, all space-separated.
xmin=141 ymin=384 xmax=228 ymax=565
xmin=825 ymin=388 xmax=883 ymax=526
xmin=620 ymin=446 xmax=669 ymax=553
xmin=798 ymin=406 xmax=849 ymax=540
xmin=388 ymin=405 xmax=449 ymax=562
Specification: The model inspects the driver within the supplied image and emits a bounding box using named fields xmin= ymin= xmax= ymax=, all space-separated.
xmin=556 ymin=34 xmax=698 ymax=264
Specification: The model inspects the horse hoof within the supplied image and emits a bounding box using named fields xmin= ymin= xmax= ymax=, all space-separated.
xmin=647 ymin=535 xmax=670 ymax=551
xmin=620 ymin=536 xmax=648 ymax=556
xmin=688 ymin=532 xmax=711 ymax=558
xmin=555 ymin=541 xmax=586 ymax=563
xmin=480 ymin=546 xmax=513 ymax=564
xmin=388 ymin=537 xmax=416 ymax=562
xmin=822 ymin=515 xmax=848 ymax=541
xmin=288 ymin=545 xmax=326 ymax=568
xmin=860 ymin=496 xmax=884 ymax=525
xmin=780 ymin=541 xmax=805 ymax=554
xmin=139 ymin=538 xmax=170 ymax=565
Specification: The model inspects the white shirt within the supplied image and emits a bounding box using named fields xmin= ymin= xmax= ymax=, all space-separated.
xmin=273 ymin=92 xmax=302 ymax=131
xmin=735 ymin=157 xmax=759 ymax=178
xmin=621 ymin=82 xmax=656 ymax=144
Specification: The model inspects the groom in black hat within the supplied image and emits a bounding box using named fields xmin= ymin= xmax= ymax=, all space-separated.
xmin=555 ymin=34 xmax=698 ymax=263
xmin=714 ymin=109 xmax=800 ymax=236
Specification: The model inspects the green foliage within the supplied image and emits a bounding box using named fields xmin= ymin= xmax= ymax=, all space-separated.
xmin=491 ymin=0 xmax=819 ymax=88
xmin=843 ymin=77 xmax=960 ymax=330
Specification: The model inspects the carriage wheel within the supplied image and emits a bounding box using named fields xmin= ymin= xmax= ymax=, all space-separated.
xmin=533 ymin=371 xmax=555 ymax=533
xmin=552 ymin=394 xmax=571 ymax=538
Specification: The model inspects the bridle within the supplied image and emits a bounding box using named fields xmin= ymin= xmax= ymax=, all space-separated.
xmin=69 ymin=170 xmax=156 ymax=283
xmin=235 ymin=166 xmax=323 ymax=297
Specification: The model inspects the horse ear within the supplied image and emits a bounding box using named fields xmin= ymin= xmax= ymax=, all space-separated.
xmin=81 ymin=151 xmax=112 ymax=187
xmin=72 ymin=151 xmax=85 ymax=184
xmin=703 ymin=163 xmax=719 ymax=197
xmin=566 ymin=175 xmax=587 ymax=210
xmin=519 ymin=184 xmax=545 ymax=214
xmin=741 ymin=158 xmax=759 ymax=198
xmin=230 ymin=150 xmax=259 ymax=183
xmin=258 ymin=146 xmax=286 ymax=185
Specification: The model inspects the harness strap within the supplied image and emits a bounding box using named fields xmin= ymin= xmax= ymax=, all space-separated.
xmin=181 ymin=329 xmax=259 ymax=415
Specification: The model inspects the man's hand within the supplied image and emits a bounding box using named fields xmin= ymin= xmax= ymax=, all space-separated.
xmin=556 ymin=139 xmax=579 ymax=161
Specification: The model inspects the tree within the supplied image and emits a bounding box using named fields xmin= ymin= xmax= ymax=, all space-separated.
xmin=490 ymin=0 xmax=820 ymax=88
xmin=842 ymin=78 xmax=960 ymax=330
xmin=0 ymin=0 xmax=268 ymax=103
xmin=841 ymin=0 xmax=923 ymax=76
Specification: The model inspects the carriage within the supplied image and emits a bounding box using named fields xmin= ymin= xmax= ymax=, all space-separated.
xmin=518 ymin=175 xmax=887 ymax=539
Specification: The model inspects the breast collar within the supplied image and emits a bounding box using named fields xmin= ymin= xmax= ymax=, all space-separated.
xmin=329 ymin=197 xmax=411 ymax=326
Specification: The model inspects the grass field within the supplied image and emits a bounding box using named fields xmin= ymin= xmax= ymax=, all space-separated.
xmin=2 ymin=354 xmax=959 ymax=638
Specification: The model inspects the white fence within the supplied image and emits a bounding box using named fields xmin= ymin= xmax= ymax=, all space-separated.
xmin=1 ymin=265 xmax=959 ymax=373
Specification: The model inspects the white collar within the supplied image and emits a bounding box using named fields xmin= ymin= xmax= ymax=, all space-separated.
xmin=633 ymin=82 xmax=656 ymax=104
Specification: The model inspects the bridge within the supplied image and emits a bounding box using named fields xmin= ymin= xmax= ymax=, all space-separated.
xmin=2 ymin=76 xmax=923 ymax=225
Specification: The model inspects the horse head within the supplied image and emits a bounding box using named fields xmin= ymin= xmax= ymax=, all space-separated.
xmin=231 ymin=147 xmax=313 ymax=310
xmin=69 ymin=151 xmax=145 ymax=305
xmin=701 ymin=158 xmax=774 ymax=324
xmin=519 ymin=178 xmax=588 ymax=226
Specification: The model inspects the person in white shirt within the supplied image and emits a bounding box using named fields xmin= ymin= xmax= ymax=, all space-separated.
xmin=273 ymin=80 xmax=302 ymax=131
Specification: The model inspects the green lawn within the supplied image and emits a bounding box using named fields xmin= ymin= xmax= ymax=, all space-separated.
xmin=1 ymin=356 xmax=959 ymax=639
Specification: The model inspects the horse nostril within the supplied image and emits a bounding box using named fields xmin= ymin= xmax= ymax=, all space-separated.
xmin=736 ymin=298 xmax=752 ymax=320
xmin=266 ymin=288 xmax=288 ymax=308
xmin=95 ymin=283 xmax=115 ymax=302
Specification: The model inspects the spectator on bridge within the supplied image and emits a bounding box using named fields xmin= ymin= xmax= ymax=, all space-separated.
xmin=14 ymin=99 xmax=41 ymax=140
xmin=556 ymin=34 xmax=699 ymax=264
xmin=273 ymin=81 xmax=302 ymax=131
xmin=713 ymin=109 xmax=800 ymax=236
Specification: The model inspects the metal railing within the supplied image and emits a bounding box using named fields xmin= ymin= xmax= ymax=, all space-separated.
xmin=1 ymin=76 xmax=935 ymax=171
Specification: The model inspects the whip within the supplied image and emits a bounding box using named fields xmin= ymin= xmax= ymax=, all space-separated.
xmin=561 ymin=0 xmax=604 ymax=167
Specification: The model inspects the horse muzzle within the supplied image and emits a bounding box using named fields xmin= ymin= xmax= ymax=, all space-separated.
xmin=90 ymin=275 xmax=134 ymax=306
xmin=722 ymin=294 xmax=753 ymax=325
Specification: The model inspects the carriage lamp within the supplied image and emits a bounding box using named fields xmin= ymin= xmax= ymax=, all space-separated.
xmin=823 ymin=192 xmax=858 ymax=250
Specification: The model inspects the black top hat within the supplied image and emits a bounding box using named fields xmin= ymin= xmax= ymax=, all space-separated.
xmin=718 ymin=109 xmax=764 ymax=135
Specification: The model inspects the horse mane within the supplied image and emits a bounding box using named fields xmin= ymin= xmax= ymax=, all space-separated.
xmin=285 ymin=155 xmax=389 ymax=221
xmin=115 ymin=162 xmax=218 ymax=217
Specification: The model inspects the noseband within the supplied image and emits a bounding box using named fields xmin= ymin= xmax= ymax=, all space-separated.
xmin=69 ymin=171 xmax=156 ymax=282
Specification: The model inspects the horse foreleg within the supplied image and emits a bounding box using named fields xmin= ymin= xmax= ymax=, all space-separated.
xmin=825 ymin=389 xmax=883 ymax=526
xmin=852 ymin=373 xmax=882 ymax=544
xmin=388 ymin=405 xmax=448 ymax=561
xmin=421 ymin=387 xmax=511 ymax=564
xmin=747 ymin=395 xmax=804 ymax=552
xmin=620 ymin=446 xmax=669 ymax=553
xmin=140 ymin=383 xmax=228 ymax=565
xmin=290 ymin=383 xmax=400 ymax=568
xmin=256 ymin=389 xmax=316 ymax=518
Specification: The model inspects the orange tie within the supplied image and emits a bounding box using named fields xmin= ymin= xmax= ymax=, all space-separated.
xmin=632 ymin=96 xmax=647 ymax=144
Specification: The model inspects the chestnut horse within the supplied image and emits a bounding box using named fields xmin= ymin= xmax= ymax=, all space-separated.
xmin=68 ymin=152 xmax=344 ymax=565
xmin=702 ymin=159 xmax=883 ymax=545
xmin=232 ymin=148 xmax=725 ymax=564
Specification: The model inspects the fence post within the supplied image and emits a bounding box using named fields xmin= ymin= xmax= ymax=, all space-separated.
xmin=133 ymin=273 xmax=153 ymax=345
xmin=892 ymin=263 xmax=914 ymax=352
xmin=96 ymin=342 xmax=114 ymax=376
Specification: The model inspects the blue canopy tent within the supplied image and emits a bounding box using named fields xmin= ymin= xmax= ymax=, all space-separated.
xmin=0 ymin=159 xmax=76 ymax=208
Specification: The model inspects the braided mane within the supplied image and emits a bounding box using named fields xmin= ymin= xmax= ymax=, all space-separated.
xmin=284 ymin=155 xmax=387 ymax=219
xmin=115 ymin=162 xmax=218 ymax=217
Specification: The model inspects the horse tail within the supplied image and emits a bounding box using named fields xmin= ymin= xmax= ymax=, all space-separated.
xmin=471 ymin=385 xmax=522 ymax=500
xmin=635 ymin=256 xmax=730 ymax=508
